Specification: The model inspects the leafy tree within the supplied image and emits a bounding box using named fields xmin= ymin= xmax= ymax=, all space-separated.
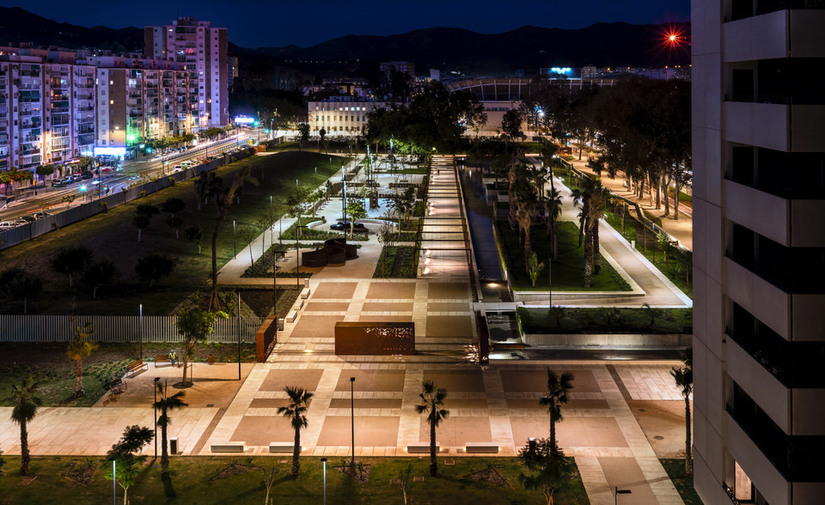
xmin=538 ymin=368 xmax=574 ymax=450
xmin=105 ymin=425 xmax=154 ymax=505
xmin=528 ymin=252 xmax=545 ymax=288
xmin=165 ymin=216 xmax=184 ymax=239
xmin=278 ymin=386 xmax=314 ymax=478
xmin=671 ymin=355 xmax=693 ymax=476
xmin=135 ymin=254 xmax=176 ymax=289
xmin=80 ymin=260 xmax=118 ymax=300
xmin=345 ymin=198 xmax=367 ymax=238
xmin=161 ymin=197 xmax=186 ymax=217
xmin=398 ymin=462 xmax=413 ymax=504
xmin=6 ymin=377 xmax=42 ymax=475
xmin=298 ymin=123 xmax=310 ymax=142
xmin=175 ymin=305 xmax=228 ymax=386
xmin=415 ymin=380 xmax=449 ymax=476
xmin=66 ymin=322 xmax=97 ymax=398
xmin=502 ymin=109 xmax=524 ymax=139
xmin=319 ymin=128 xmax=326 ymax=142
xmin=518 ymin=437 xmax=572 ymax=505
xmin=238 ymin=225 xmax=258 ymax=267
xmin=262 ymin=462 xmax=280 ymax=505
xmin=388 ymin=186 xmax=415 ymax=230
xmin=51 ymin=245 xmax=93 ymax=287
xmin=153 ymin=381 xmax=187 ymax=478
xmin=133 ymin=204 xmax=159 ymax=243
xmin=0 ymin=267 xmax=42 ymax=314
xmin=184 ymin=225 xmax=204 ymax=254
xmin=35 ymin=164 xmax=55 ymax=183
xmin=208 ymin=167 xmax=258 ymax=311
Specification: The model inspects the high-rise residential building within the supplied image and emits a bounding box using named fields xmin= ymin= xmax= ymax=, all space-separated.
xmin=144 ymin=17 xmax=229 ymax=127
xmin=0 ymin=54 xmax=96 ymax=172
xmin=692 ymin=2 xmax=825 ymax=505
xmin=85 ymin=56 xmax=200 ymax=151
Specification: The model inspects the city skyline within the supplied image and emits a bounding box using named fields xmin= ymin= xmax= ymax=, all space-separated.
xmin=0 ymin=0 xmax=690 ymax=48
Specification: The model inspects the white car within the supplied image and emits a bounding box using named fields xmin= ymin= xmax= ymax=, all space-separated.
xmin=0 ymin=221 xmax=19 ymax=229
xmin=173 ymin=165 xmax=184 ymax=173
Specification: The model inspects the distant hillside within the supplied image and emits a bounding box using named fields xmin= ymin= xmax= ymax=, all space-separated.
xmin=255 ymin=23 xmax=691 ymax=75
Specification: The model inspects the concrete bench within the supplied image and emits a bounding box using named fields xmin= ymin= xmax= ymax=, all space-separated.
xmin=406 ymin=444 xmax=438 ymax=454
xmin=300 ymin=288 xmax=310 ymax=299
xmin=465 ymin=443 xmax=499 ymax=454
xmin=294 ymin=299 xmax=304 ymax=310
xmin=285 ymin=310 xmax=298 ymax=323
xmin=210 ymin=443 xmax=245 ymax=453
xmin=269 ymin=443 xmax=301 ymax=454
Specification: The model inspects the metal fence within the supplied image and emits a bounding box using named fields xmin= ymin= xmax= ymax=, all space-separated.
xmin=0 ymin=149 xmax=254 ymax=251
xmin=0 ymin=314 xmax=265 ymax=344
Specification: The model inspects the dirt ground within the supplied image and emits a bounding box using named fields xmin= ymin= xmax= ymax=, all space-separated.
xmin=627 ymin=399 xmax=690 ymax=458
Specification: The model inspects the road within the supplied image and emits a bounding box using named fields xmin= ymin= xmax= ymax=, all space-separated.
xmin=0 ymin=130 xmax=260 ymax=221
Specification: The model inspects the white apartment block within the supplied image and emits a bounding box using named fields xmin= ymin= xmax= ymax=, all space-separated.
xmin=90 ymin=58 xmax=200 ymax=150
xmin=0 ymin=55 xmax=95 ymax=172
xmin=308 ymin=99 xmax=386 ymax=136
xmin=692 ymin=1 xmax=825 ymax=505
xmin=144 ymin=17 xmax=229 ymax=127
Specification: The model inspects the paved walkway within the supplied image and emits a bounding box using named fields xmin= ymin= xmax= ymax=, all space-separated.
xmin=568 ymin=157 xmax=694 ymax=250
xmin=0 ymin=155 xmax=688 ymax=505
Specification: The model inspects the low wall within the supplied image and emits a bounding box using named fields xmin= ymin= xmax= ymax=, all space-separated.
xmin=523 ymin=333 xmax=691 ymax=348
xmin=334 ymin=321 xmax=415 ymax=355
xmin=255 ymin=316 xmax=278 ymax=362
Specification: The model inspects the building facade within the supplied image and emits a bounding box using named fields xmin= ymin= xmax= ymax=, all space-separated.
xmin=308 ymin=98 xmax=387 ymax=136
xmin=144 ymin=17 xmax=229 ymax=127
xmin=0 ymin=55 xmax=96 ymax=171
xmin=692 ymin=1 xmax=825 ymax=505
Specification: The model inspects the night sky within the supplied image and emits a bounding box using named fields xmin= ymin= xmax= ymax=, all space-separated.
xmin=1 ymin=0 xmax=690 ymax=48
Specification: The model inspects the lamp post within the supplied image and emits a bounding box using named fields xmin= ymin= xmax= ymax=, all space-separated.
xmin=139 ymin=304 xmax=143 ymax=360
xmin=321 ymin=458 xmax=328 ymax=505
xmin=615 ymin=487 xmax=631 ymax=505
xmin=153 ymin=377 xmax=160 ymax=458
xmin=314 ymin=166 xmax=317 ymax=189
xmin=110 ymin=457 xmax=117 ymax=505
xmin=237 ymin=293 xmax=242 ymax=380
xmin=232 ymin=220 xmax=237 ymax=259
xmin=350 ymin=376 xmax=355 ymax=467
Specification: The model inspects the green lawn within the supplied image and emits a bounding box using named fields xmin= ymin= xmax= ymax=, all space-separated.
xmin=661 ymin=459 xmax=704 ymax=505
xmin=518 ymin=307 xmax=692 ymax=334
xmin=0 ymin=456 xmax=589 ymax=505
xmin=0 ymin=342 xmax=257 ymax=407
xmin=0 ymin=151 xmax=349 ymax=316
xmin=496 ymin=220 xmax=631 ymax=291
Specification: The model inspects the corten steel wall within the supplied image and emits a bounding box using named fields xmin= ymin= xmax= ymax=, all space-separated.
xmin=255 ymin=315 xmax=278 ymax=362
xmin=0 ymin=314 xmax=263 ymax=343
xmin=0 ymin=148 xmax=253 ymax=251
xmin=334 ymin=321 xmax=415 ymax=355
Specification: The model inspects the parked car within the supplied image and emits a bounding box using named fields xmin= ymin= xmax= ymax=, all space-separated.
xmin=52 ymin=178 xmax=69 ymax=187
xmin=81 ymin=171 xmax=94 ymax=179
xmin=32 ymin=211 xmax=52 ymax=219
xmin=0 ymin=221 xmax=19 ymax=229
xmin=173 ymin=165 xmax=184 ymax=173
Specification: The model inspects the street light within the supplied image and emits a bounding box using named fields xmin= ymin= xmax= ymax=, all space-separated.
xmin=109 ymin=456 xmax=117 ymax=505
xmin=233 ymin=220 xmax=237 ymax=259
xmin=350 ymin=376 xmax=356 ymax=467
xmin=320 ymin=458 xmax=328 ymax=505
xmin=153 ymin=377 xmax=160 ymax=458
xmin=139 ymin=304 xmax=143 ymax=360
xmin=615 ymin=487 xmax=631 ymax=505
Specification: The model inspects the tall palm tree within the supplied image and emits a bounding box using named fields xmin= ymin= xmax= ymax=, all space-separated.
xmin=66 ymin=321 xmax=96 ymax=398
xmin=278 ymin=386 xmax=314 ymax=478
xmin=545 ymin=187 xmax=563 ymax=262
xmin=538 ymin=368 xmax=574 ymax=451
xmin=588 ymin=185 xmax=610 ymax=276
xmin=7 ymin=377 xmax=42 ymax=475
xmin=671 ymin=356 xmax=693 ymax=476
xmin=416 ymin=380 xmax=449 ymax=477
xmin=152 ymin=381 xmax=187 ymax=478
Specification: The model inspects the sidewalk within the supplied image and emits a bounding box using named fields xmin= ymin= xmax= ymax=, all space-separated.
xmin=568 ymin=158 xmax=694 ymax=250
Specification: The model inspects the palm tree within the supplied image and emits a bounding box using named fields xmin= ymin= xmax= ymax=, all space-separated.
xmin=66 ymin=321 xmax=97 ymax=398
xmin=278 ymin=386 xmax=314 ymax=478
xmin=153 ymin=381 xmax=187 ymax=478
xmin=7 ymin=377 xmax=42 ymax=475
xmin=545 ymin=187 xmax=563 ymax=262
xmin=538 ymin=369 xmax=574 ymax=451
xmin=588 ymin=185 xmax=610 ymax=276
xmin=415 ymin=380 xmax=449 ymax=477
xmin=671 ymin=356 xmax=693 ymax=476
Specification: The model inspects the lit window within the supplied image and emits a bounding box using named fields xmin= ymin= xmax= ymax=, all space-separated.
xmin=734 ymin=462 xmax=753 ymax=502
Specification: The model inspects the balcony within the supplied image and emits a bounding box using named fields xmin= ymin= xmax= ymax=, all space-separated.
xmin=724 ymin=101 xmax=825 ymax=151
xmin=729 ymin=0 xmax=825 ymax=22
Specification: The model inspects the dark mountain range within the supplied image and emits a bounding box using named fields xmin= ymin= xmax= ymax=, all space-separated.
xmin=0 ymin=7 xmax=688 ymax=75
xmin=255 ymin=23 xmax=691 ymax=75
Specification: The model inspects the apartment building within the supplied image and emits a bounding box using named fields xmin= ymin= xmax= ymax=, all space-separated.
xmin=86 ymin=56 xmax=200 ymax=150
xmin=144 ymin=17 xmax=229 ymax=127
xmin=308 ymin=98 xmax=387 ymax=136
xmin=692 ymin=1 xmax=825 ymax=505
xmin=0 ymin=54 xmax=96 ymax=171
